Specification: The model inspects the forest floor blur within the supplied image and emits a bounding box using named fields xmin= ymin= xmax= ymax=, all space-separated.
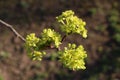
xmin=0 ymin=0 xmax=120 ymax=80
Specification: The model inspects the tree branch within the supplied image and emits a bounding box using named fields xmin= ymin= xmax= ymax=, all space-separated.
xmin=0 ymin=19 xmax=25 ymax=42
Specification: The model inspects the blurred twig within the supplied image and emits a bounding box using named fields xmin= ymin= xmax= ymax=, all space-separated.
xmin=61 ymin=34 xmax=67 ymax=42
xmin=0 ymin=19 xmax=25 ymax=42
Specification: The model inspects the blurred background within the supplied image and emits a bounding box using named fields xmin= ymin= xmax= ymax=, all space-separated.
xmin=0 ymin=0 xmax=120 ymax=80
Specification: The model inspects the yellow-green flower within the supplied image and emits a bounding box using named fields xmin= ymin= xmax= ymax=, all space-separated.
xmin=56 ymin=10 xmax=87 ymax=38
xmin=41 ymin=28 xmax=61 ymax=48
xmin=59 ymin=44 xmax=87 ymax=70
xmin=25 ymin=33 xmax=40 ymax=47
xmin=32 ymin=51 xmax=46 ymax=61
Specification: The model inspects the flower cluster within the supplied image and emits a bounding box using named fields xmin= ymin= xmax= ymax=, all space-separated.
xmin=25 ymin=29 xmax=61 ymax=61
xmin=29 ymin=51 xmax=46 ymax=61
xmin=56 ymin=10 xmax=87 ymax=38
xmin=25 ymin=33 xmax=46 ymax=61
xmin=25 ymin=10 xmax=88 ymax=71
xmin=25 ymin=33 xmax=40 ymax=47
xmin=40 ymin=29 xmax=61 ymax=48
xmin=59 ymin=44 xmax=87 ymax=70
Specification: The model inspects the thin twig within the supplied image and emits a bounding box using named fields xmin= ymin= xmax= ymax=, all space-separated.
xmin=0 ymin=19 xmax=25 ymax=42
xmin=61 ymin=34 xmax=67 ymax=42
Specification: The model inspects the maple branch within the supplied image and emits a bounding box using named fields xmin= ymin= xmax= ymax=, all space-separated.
xmin=0 ymin=19 xmax=25 ymax=42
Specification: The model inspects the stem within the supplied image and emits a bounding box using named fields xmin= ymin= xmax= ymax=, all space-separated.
xmin=0 ymin=19 xmax=25 ymax=42
xmin=61 ymin=34 xmax=67 ymax=42
xmin=46 ymin=34 xmax=67 ymax=51
xmin=61 ymin=32 xmax=72 ymax=42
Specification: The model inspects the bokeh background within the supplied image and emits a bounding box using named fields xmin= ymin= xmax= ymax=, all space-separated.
xmin=0 ymin=0 xmax=120 ymax=80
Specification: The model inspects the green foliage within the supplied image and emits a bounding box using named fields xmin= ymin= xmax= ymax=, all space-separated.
xmin=108 ymin=9 xmax=120 ymax=43
xmin=88 ymin=8 xmax=97 ymax=16
xmin=113 ymin=33 xmax=120 ymax=42
xmin=0 ymin=51 xmax=10 ymax=59
xmin=0 ymin=75 xmax=4 ymax=80
xmin=59 ymin=44 xmax=87 ymax=70
xmin=30 ymin=72 xmax=48 ymax=80
xmin=95 ymin=25 xmax=106 ymax=32
xmin=56 ymin=10 xmax=87 ymax=38
xmin=25 ymin=10 xmax=88 ymax=70
xmin=108 ymin=9 xmax=119 ymax=24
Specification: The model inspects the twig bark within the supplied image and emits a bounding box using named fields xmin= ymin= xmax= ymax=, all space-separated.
xmin=0 ymin=19 xmax=25 ymax=42
xmin=61 ymin=34 xmax=67 ymax=42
